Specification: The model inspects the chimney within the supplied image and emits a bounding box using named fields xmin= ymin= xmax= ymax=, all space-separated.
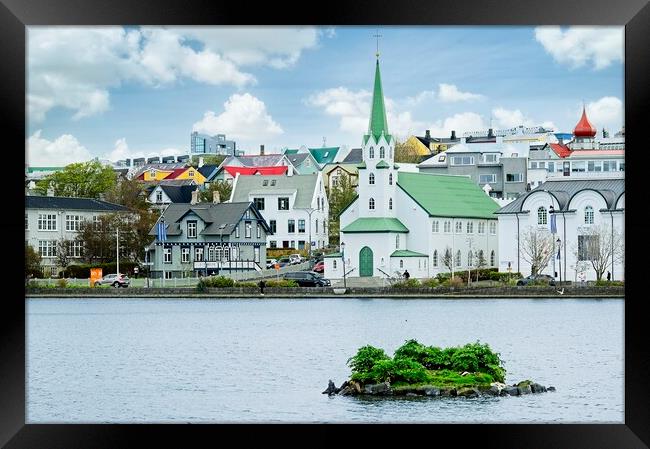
xmin=260 ymin=144 xmax=265 ymax=156
xmin=198 ymin=156 xmax=204 ymax=168
xmin=488 ymin=128 xmax=494 ymax=138
xmin=46 ymin=186 xmax=55 ymax=197
xmin=212 ymin=190 xmax=220 ymax=204
xmin=450 ymin=130 xmax=456 ymax=140
xmin=425 ymin=129 xmax=431 ymax=139
xmin=191 ymin=189 xmax=199 ymax=205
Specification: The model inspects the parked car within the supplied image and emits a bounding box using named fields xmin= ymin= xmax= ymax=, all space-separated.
xmin=312 ymin=261 xmax=325 ymax=273
xmin=516 ymin=274 xmax=556 ymax=286
xmin=289 ymin=254 xmax=304 ymax=265
xmin=266 ymin=258 xmax=278 ymax=269
xmin=283 ymin=271 xmax=331 ymax=287
xmin=94 ymin=273 xmax=130 ymax=288
xmin=277 ymin=256 xmax=291 ymax=267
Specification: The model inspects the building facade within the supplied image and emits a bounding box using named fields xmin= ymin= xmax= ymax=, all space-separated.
xmin=190 ymin=131 xmax=237 ymax=156
xmin=25 ymin=195 xmax=129 ymax=277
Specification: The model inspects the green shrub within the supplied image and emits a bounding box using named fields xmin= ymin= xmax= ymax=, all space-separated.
xmin=595 ymin=279 xmax=624 ymax=287
xmin=347 ymin=345 xmax=390 ymax=376
xmin=235 ymin=281 xmax=258 ymax=288
xmin=366 ymin=358 xmax=432 ymax=384
xmin=196 ymin=279 xmax=208 ymax=293
xmin=421 ymin=278 xmax=439 ymax=288
xmin=391 ymin=279 xmax=421 ymax=289
xmin=56 ymin=278 xmax=68 ymax=288
xmin=265 ymin=279 xmax=298 ymax=288
xmin=449 ymin=342 xmax=505 ymax=383
xmin=449 ymin=276 xmax=464 ymax=288
xmin=436 ymin=272 xmax=451 ymax=282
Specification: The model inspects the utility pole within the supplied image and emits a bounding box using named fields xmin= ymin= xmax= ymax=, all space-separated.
xmin=305 ymin=208 xmax=315 ymax=265
xmin=116 ymin=226 xmax=120 ymax=275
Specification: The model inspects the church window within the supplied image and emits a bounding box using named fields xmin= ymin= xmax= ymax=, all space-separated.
xmin=389 ymin=147 xmax=393 ymax=159
xmin=489 ymin=222 xmax=497 ymax=235
xmin=400 ymin=259 xmax=404 ymax=269
xmin=369 ymin=147 xmax=375 ymax=159
xmin=395 ymin=234 xmax=400 ymax=249
xmin=369 ymin=173 xmax=375 ymax=185
xmin=444 ymin=221 xmax=451 ymax=233
xmin=455 ymin=221 xmax=462 ymax=233
xmin=490 ymin=250 xmax=496 ymax=266
xmin=467 ymin=222 xmax=473 ymax=234
xmin=478 ymin=222 xmax=485 ymax=234
xmin=468 ymin=251 xmax=473 ymax=267
xmin=369 ymin=198 xmax=375 ymax=210
xmin=584 ymin=206 xmax=594 ymax=224
xmin=389 ymin=173 xmax=393 ymax=185
xmin=432 ymin=221 xmax=439 ymax=233
xmin=432 ymin=250 xmax=438 ymax=267
xmin=380 ymin=147 xmax=385 ymax=158
xmin=389 ymin=198 xmax=393 ymax=210
xmin=455 ymin=250 xmax=461 ymax=267
xmin=537 ymin=207 xmax=548 ymax=225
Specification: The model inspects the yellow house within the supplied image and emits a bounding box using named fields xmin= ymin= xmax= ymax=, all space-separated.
xmin=322 ymin=163 xmax=359 ymax=194
xmin=406 ymin=135 xmax=433 ymax=156
xmin=163 ymin=167 xmax=207 ymax=184
xmin=138 ymin=168 xmax=175 ymax=181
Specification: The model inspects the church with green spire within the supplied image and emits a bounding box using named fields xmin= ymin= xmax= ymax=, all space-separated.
xmin=324 ymin=56 xmax=500 ymax=281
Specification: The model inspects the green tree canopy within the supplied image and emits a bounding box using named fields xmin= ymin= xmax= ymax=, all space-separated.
xmin=35 ymin=161 xmax=117 ymax=198
xmin=103 ymin=177 xmax=149 ymax=211
xmin=26 ymin=244 xmax=42 ymax=278
xmin=200 ymin=180 xmax=233 ymax=203
xmin=327 ymin=172 xmax=357 ymax=245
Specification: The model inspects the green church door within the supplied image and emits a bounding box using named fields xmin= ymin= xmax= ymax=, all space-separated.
xmin=359 ymin=246 xmax=373 ymax=277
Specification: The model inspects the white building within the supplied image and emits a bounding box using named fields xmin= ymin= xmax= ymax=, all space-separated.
xmin=495 ymin=176 xmax=624 ymax=281
xmin=325 ymin=56 xmax=500 ymax=280
xmin=229 ymin=172 xmax=329 ymax=251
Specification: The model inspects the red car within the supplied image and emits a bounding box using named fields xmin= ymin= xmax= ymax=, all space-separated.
xmin=312 ymin=261 xmax=325 ymax=273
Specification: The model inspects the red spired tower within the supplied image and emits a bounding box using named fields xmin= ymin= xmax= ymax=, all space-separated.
xmin=569 ymin=106 xmax=598 ymax=150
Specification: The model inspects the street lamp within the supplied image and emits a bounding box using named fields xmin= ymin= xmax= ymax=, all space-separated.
xmin=305 ymin=208 xmax=315 ymax=265
xmin=340 ymin=241 xmax=347 ymax=289
xmin=556 ymin=238 xmax=562 ymax=285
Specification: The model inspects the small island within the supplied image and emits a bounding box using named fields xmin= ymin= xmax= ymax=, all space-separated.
xmin=324 ymin=340 xmax=555 ymax=398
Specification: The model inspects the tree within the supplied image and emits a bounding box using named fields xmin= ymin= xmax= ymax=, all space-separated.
xmin=35 ymin=160 xmax=117 ymax=198
xmin=519 ymin=226 xmax=555 ymax=275
xmin=442 ymin=247 xmax=454 ymax=274
xmin=200 ymin=180 xmax=232 ymax=203
xmin=26 ymin=244 xmax=42 ymax=278
xmin=578 ymin=224 xmax=623 ymax=281
xmin=103 ymin=177 xmax=149 ymax=211
xmin=55 ymin=239 xmax=73 ymax=277
xmin=394 ymin=137 xmax=423 ymax=163
xmin=190 ymin=154 xmax=227 ymax=167
xmin=327 ymin=172 xmax=358 ymax=245
xmin=475 ymin=250 xmax=488 ymax=282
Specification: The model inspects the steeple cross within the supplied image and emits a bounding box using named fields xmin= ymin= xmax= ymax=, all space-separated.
xmin=373 ymin=30 xmax=382 ymax=58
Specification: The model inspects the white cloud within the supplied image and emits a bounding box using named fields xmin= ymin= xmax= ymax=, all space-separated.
xmin=491 ymin=107 xmax=535 ymax=128
xmin=437 ymin=83 xmax=484 ymax=102
xmin=405 ymin=90 xmax=436 ymax=106
xmin=106 ymin=137 xmax=184 ymax=161
xmin=425 ymin=112 xmax=488 ymax=137
xmin=585 ymin=96 xmax=623 ymax=132
xmin=192 ymin=93 xmax=284 ymax=142
xmin=27 ymin=130 xmax=93 ymax=166
xmin=534 ymin=26 xmax=623 ymax=70
xmin=28 ymin=26 xmax=321 ymax=122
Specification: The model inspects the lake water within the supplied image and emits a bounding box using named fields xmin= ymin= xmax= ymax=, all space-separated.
xmin=26 ymin=297 xmax=624 ymax=423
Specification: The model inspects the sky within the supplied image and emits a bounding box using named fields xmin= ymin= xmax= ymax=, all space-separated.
xmin=26 ymin=26 xmax=624 ymax=166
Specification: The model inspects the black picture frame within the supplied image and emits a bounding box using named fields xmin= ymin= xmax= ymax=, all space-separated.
xmin=3 ymin=0 xmax=648 ymax=446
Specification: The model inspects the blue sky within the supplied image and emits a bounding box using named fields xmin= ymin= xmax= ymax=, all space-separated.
xmin=26 ymin=26 xmax=624 ymax=166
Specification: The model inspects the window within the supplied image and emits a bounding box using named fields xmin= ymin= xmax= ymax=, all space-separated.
xmin=432 ymin=221 xmax=439 ymax=233
xmin=194 ymin=246 xmax=203 ymax=262
xmin=165 ymin=271 xmax=173 ymax=280
xmin=298 ymin=219 xmax=305 ymax=233
xmin=455 ymin=250 xmax=461 ymax=267
xmin=290 ymin=240 xmax=295 ymax=249
xmin=271 ymin=180 xmax=276 ymax=186
xmin=369 ymin=198 xmax=375 ymax=210
xmin=432 ymin=250 xmax=438 ymax=267
xmin=547 ymin=162 xmax=555 ymax=173
xmin=38 ymin=213 xmax=57 ymax=231
xmin=490 ymin=250 xmax=495 ymax=266
xmin=235 ymin=225 xmax=240 ymax=238
xmin=571 ymin=161 xmax=586 ymax=173
xmin=389 ymin=198 xmax=393 ymax=210
xmin=278 ymin=197 xmax=289 ymax=210
xmin=181 ymin=247 xmax=190 ymax=263
xmin=262 ymin=180 xmax=268 ymax=186
xmin=369 ymin=147 xmax=375 ymax=158
xmin=399 ymin=259 xmax=404 ymax=269
xmin=38 ymin=240 xmax=57 ymax=258
xmin=156 ymin=190 xmax=163 ymax=203
xmin=188 ymin=170 xmax=195 ymax=177
xmin=563 ymin=161 xmax=570 ymax=177
xmin=149 ymin=169 xmax=156 ymax=178
xmin=245 ymin=221 xmax=252 ymax=238
xmin=25 ymin=214 xmax=28 ymax=230
xmin=288 ymin=219 xmax=295 ymax=233
xmin=506 ymin=173 xmax=523 ymax=182
xmin=455 ymin=221 xmax=462 ymax=233
xmin=298 ymin=240 xmax=305 ymax=250
xmin=466 ymin=222 xmax=473 ymax=234
xmin=208 ymin=246 xmax=216 ymax=261
xmin=438 ymin=154 xmax=446 ymax=162
xmin=270 ymin=240 xmax=277 ymax=249
xmin=451 ymin=156 xmax=475 ymax=165
xmin=254 ymin=198 xmax=265 ymax=210
xmin=478 ymin=250 xmax=484 ymax=264
xmin=380 ymin=147 xmax=385 ymax=158
xmin=483 ymin=154 xmax=498 ymax=163
xmin=164 ymin=247 xmax=172 ymax=263
xmin=389 ymin=147 xmax=393 ymax=159
xmin=369 ymin=173 xmax=375 ymax=185
xmin=603 ymin=161 xmax=617 ymax=172
xmin=468 ymin=251 xmax=473 ymax=267
xmin=444 ymin=221 xmax=451 ymax=233
xmin=619 ymin=162 xmax=625 ymax=171
xmin=93 ymin=216 xmax=101 ymax=230
xmin=256 ymin=223 xmax=261 ymax=238
xmin=537 ymin=207 xmax=548 ymax=225
xmin=315 ymin=220 xmax=319 ymax=234
xmin=478 ymin=222 xmax=485 ymax=234
xmin=396 ymin=234 xmax=400 ymax=249
xmin=254 ymin=246 xmax=260 ymax=263
xmin=530 ymin=161 xmax=538 ymax=169
xmin=67 ymin=241 xmax=82 ymax=258
xmin=282 ymin=241 xmax=289 ymax=248
xmin=389 ymin=173 xmax=393 ymax=185
xmin=584 ymin=206 xmax=594 ymax=224
xmin=187 ymin=221 xmax=197 ymax=238
xmin=479 ymin=174 xmax=496 ymax=184
xmin=333 ymin=260 xmax=337 ymax=269
xmin=489 ymin=222 xmax=497 ymax=235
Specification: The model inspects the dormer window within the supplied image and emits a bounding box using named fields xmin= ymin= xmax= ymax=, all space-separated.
xmin=156 ymin=190 xmax=163 ymax=203
xmin=369 ymin=147 xmax=375 ymax=159
xmin=149 ymin=170 xmax=156 ymax=178
xmin=438 ymin=155 xmax=446 ymax=162
xmin=188 ymin=170 xmax=194 ymax=177
xmin=263 ymin=180 xmax=268 ymax=186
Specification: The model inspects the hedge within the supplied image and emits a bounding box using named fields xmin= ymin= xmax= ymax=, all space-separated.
xmin=64 ymin=261 xmax=141 ymax=278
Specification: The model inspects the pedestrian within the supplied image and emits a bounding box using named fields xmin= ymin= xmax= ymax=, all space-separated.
xmin=607 ymin=271 xmax=611 ymax=282
xmin=258 ymin=279 xmax=266 ymax=296
xmin=403 ymin=270 xmax=410 ymax=280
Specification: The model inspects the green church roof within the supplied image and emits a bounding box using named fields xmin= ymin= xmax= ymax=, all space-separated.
xmin=283 ymin=149 xmax=299 ymax=155
xmin=375 ymin=160 xmax=390 ymax=169
xmin=391 ymin=250 xmax=428 ymax=258
xmin=363 ymin=59 xmax=392 ymax=145
xmin=357 ymin=161 xmax=367 ymax=169
xmin=341 ymin=217 xmax=409 ymax=233
xmin=397 ymin=172 xmax=500 ymax=220
xmin=308 ymin=147 xmax=339 ymax=164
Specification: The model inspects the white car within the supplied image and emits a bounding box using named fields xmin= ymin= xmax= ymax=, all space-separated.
xmin=289 ymin=254 xmax=304 ymax=265
xmin=266 ymin=259 xmax=278 ymax=269
xmin=94 ymin=273 xmax=130 ymax=288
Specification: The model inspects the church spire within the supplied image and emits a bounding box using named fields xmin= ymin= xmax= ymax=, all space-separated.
xmin=366 ymin=58 xmax=390 ymax=142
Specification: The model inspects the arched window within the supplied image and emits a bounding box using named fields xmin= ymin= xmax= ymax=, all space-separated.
xmin=389 ymin=147 xmax=393 ymax=159
xmin=389 ymin=198 xmax=393 ymax=210
xmin=444 ymin=221 xmax=451 ymax=233
xmin=468 ymin=251 xmax=473 ymax=267
xmin=432 ymin=250 xmax=438 ymax=267
xmin=455 ymin=250 xmax=462 ymax=267
xmin=455 ymin=221 xmax=463 ymax=233
xmin=478 ymin=250 xmax=484 ymax=264
xmin=490 ymin=250 xmax=495 ymax=266
xmin=432 ymin=221 xmax=439 ymax=233
xmin=389 ymin=173 xmax=393 ymax=185
xmin=369 ymin=147 xmax=375 ymax=158
xmin=399 ymin=259 xmax=404 ymax=268
xmin=395 ymin=234 xmax=400 ymax=249
xmin=369 ymin=173 xmax=375 ymax=185
xmin=584 ymin=205 xmax=594 ymax=224
xmin=333 ymin=260 xmax=337 ymax=269
xmin=380 ymin=146 xmax=385 ymax=158
xmin=537 ymin=207 xmax=548 ymax=225
xmin=369 ymin=198 xmax=375 ymax=210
